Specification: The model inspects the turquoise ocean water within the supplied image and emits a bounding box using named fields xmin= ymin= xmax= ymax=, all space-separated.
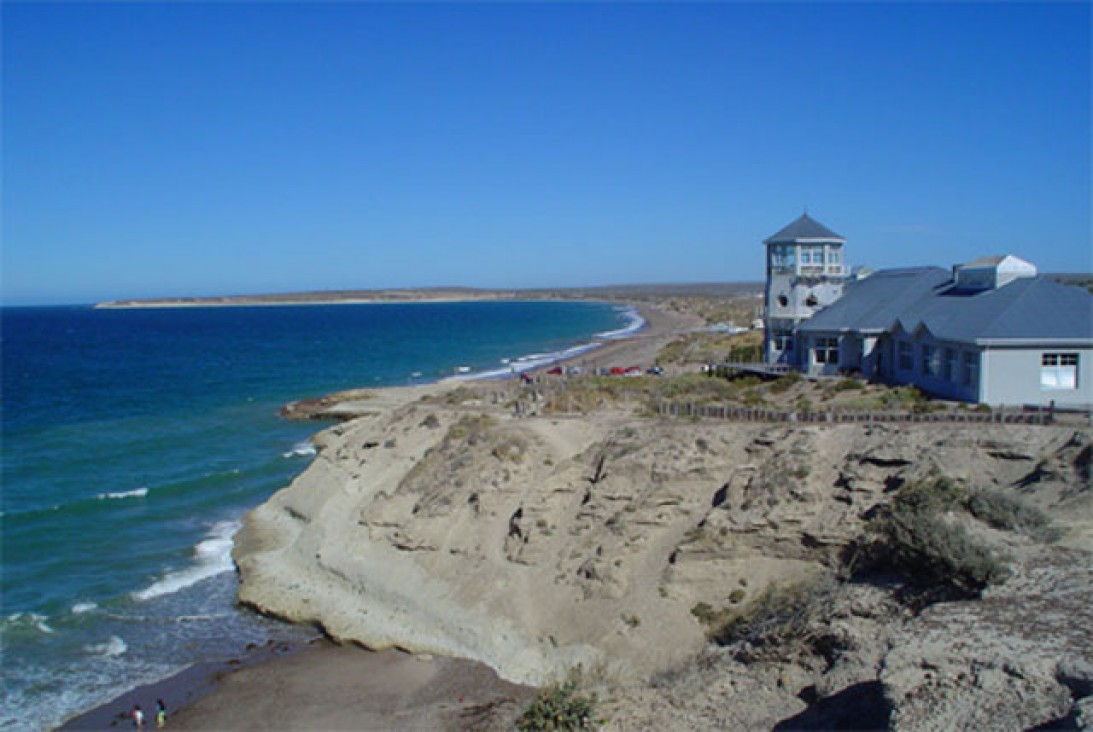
xmin=0 ymin=300 xmax=637 ymax=730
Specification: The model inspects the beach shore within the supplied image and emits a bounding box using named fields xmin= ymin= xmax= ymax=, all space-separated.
xmin=61 ymin=299 xmax=702 ymax=731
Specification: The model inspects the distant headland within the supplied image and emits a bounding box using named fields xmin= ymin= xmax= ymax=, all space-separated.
xmin=94 ymin=282 xmax=764 ymax=309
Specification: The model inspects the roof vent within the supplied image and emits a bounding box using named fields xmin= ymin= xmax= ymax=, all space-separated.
xmin=954 ymin=255 xmax=1037 ymax=291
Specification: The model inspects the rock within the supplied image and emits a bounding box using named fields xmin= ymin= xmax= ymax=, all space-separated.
xmin=236 ymin=382 xmax=1093 ymax=726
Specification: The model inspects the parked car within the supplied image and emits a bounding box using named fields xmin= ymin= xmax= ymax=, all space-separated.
xmin=546 ymin=366 xmax=563 ymax=375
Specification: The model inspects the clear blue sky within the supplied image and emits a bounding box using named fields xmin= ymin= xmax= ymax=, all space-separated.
xmin=3 ymin=2 xmax=1090 ymax=305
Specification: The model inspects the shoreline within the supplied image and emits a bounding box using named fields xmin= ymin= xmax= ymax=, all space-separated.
xmin=60 ymin=298 xmax=701 ymax=729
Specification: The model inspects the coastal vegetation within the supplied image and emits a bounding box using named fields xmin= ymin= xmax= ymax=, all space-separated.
xmin=517 ymin=672 xmax=599 ymax=731
xmin=852 ymin=477 xmax=1013 ymax=603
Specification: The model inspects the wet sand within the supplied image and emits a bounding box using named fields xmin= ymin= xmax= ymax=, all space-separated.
xmin=62 ymin=638 xmax=534 ymax=731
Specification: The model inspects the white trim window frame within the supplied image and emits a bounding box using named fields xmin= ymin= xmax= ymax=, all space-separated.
xmin=922 ymin=344 xmax=939 ymax=377
xmin=814 ymin=336 xmax=839 ymax=365
xmin=1041 ymin=353 xmax=1078 ymax=390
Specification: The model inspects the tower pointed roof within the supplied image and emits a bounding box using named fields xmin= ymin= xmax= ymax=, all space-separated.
xmin=763 ymin=213 xmax=844 ymax=244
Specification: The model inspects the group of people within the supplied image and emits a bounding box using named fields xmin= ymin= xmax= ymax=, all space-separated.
xmin=129 ymin=699 xmax=166 ymax=729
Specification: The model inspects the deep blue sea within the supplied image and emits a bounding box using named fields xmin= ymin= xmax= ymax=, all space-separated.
xmin=0 ymin=300 xmax=637 ymax=730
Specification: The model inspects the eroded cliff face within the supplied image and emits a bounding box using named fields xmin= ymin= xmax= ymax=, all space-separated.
xmin=233 ymin=389 xmax=1092 ymax=727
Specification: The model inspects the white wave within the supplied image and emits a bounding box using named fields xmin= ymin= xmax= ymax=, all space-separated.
xmin=96 ymin=487 xmax=149 ymax=501
xmin=84 ymin=635 xmax=127 ymax=657
xmin=131 ymin=520 xmax=239 ymax=601
xmin=448 ymin=342 xmax=605 ymax=382
xmin=282 ymin=440 xmax=317 ymax=459
xmin=71 ymin=601 xmax=98 ymax=615
xmin=597 ymin=305 xmax=645 ymax=340
xmin=3 ymin=612 xmax=54 ymax=635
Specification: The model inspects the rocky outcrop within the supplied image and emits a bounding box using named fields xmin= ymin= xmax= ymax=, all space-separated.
xmin=233 ymin=385 xmax=1092 ymax=726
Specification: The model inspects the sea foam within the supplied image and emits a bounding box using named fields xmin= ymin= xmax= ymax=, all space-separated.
xmin=131 ymin=521 xmax=239 ymax=601
xmin=282 ymin=440 xmax=317 ymax=459
xmin=84 ymin=635 xmax=128 ymax=657
xmin=96 ymin=487 xmax=149 ymax=501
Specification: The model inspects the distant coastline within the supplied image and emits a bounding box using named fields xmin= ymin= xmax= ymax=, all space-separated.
xmin=93 ymin=282 xmax=764 ymax=309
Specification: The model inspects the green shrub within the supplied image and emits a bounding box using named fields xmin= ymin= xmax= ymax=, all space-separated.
xmin=769 ymin=371 xmax=801 ymax=394
xmin=966 ymin=490 xmax=1060 ymax=543
xmin=833 ymin=377 xmax=864 ymax=391
xmin=517 ymin=676 xmax=598 ymax=731
xmin=708 ymin=579 xmax=835 ymax=651
xmin=856 ymin=478 xmax=1009 ymax=601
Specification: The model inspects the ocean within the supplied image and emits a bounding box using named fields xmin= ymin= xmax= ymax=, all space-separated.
xmin=0 ymin=300 xmax=638 ymax=730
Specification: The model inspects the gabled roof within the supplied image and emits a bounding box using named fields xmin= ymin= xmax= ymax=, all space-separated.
xmin=799 ymin=268 xmax=949 ymax=334
xmin=764 ymin=213 xmax=845 ymax=245
xmin=799 ymin=268 xmax=1093 ymax=344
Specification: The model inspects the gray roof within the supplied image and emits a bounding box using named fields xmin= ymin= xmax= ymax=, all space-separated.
xmin=764 ymin=213 xmax=845 ymax=244
xmin=799 ymin=268 xmax=1093 ymax=344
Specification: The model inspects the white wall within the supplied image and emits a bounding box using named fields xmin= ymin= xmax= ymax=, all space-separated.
xmin=980 ymin=346 xmax=1093 ymax=408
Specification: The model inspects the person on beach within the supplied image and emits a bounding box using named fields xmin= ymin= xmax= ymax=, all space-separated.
xmin=156 ymin=699 xmax=167 ymax=728
xmin=131 ymin=704 xmax=144 ymax=730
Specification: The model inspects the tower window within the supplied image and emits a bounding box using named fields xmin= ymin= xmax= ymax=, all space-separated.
xmin=805 ymin=294 xmax=818 ymax=307
xmin=777 ymin=294 xmax=788 ymax=307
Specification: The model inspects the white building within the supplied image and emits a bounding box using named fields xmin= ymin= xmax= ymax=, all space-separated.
xmin=761 ymin=215 xmax=1093 ymax=408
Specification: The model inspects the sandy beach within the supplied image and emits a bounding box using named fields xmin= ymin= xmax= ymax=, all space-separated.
xmin=61 ymin=299 xmax=702 ymax=731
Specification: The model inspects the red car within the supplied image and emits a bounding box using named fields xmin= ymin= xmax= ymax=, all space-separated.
xmin=547 ymin=366 xmax=564 ymax=375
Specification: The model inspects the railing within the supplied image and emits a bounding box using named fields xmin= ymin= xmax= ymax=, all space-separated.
xmin=650 ymin=401 xmax=1060 ymax=426
xmin=482 ymin=382 xmax=1070 ymax=426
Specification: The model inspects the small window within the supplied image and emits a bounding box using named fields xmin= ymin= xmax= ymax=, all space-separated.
xmin=898 ymin=341 xmax=914 ymax=371
xmin=805 ymin=294 xmax=819 ymax=307
xmin=777 ymin=294 xmax=788 ymax=307
xmin=943 ymin=348 xmax=958 ymax=381
xmin=1041 ymin=353 xmax=1078 ymax=390
xmin=961 ymin=351 xmax=978 ymax=386
xmin=814 ymin=336 xmax=839 ymax=365
xmin=922 ymin=344 xmax=939 ymax=377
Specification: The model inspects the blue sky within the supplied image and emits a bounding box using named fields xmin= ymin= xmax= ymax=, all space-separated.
xmin=3 ymin=2 xmax=1090 ymax=305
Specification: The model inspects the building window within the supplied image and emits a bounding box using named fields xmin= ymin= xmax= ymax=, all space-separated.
xmin=814 ymin=337 xmax=839 ymax=365
xmin=1041 ymin=353 xmax=1078 ymax=390
xmin=898 ymin=341 xmax=914 ymax=371
xmin=771 ymin=246 xmax=795 ymax=270
xmin=961 ymin=351 xmax=978 ymax=386
xmin=922 ymin=344 xmax=939 ymax=377
xmin=773 ymin=333 xmax=793 ymax=351
xmin=943 ymin=348 xmax=958 ymax=381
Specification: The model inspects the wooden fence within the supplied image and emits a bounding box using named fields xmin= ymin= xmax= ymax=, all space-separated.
xmin=651 ymin=401 xmax=1062 ymax=426
xmin=483 ymin=380 xmax=1087 ymax=426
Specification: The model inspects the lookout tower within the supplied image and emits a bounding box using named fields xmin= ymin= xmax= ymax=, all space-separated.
xmin=763 ymin=213 xmax=849 ymax=364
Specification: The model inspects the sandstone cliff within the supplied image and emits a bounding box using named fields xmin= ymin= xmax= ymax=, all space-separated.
xmin=233 ymin=385 xmax=1092 ymax=728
